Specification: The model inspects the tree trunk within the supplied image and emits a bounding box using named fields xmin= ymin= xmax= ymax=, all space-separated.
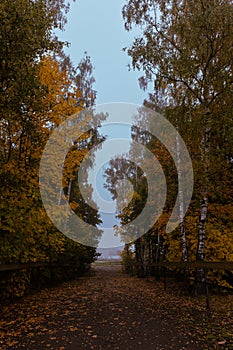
xmin=155 ymin=231 xmax=161 ymax=281
xmin=124 ymin=243 xmax=131 ymax=274
xmin=176 ymin=132 xmax=188 ymax=264
xmin=194 ymin=196 xmax=208 ymax=295
xmin=194 ymin=107 xmax=211 ymax=295
xmin=147 ymin=237 xmax=152 ymax=275
xmin=135 ymin=238 xmax=145 ymax=277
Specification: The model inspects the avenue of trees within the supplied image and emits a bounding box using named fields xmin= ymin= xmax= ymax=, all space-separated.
xmin=0 ymin=0 xmax=232 ymax=300
xmin=0 ymin=0 xmax=103 ymax=300
xmin=105 ymin=0 xmax=233 ymax=292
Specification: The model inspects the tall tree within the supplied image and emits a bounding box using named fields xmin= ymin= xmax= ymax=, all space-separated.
xmin=58 ymin=51 xmax=97 ymax=108
xmin=0 ymin=0 xmax=104 ymax=298
xmin=122 ymin=0 xmax=233 ymax=292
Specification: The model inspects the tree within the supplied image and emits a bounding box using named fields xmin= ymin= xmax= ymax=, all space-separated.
xmin=0 ymin=0 xmax=104 ymax=299
xmin=58 ymin=50 xmax=97 ymax=108
xmin=122 ymin=0 xmax=233 ymax=292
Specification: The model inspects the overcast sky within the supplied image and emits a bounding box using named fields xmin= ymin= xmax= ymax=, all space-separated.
xmin=57 ymin=1 xmax=151 ymax=248
xmin=57 ymin=0 xmax=150 ymax=105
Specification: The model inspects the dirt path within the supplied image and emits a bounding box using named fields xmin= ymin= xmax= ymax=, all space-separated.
xmin=0 ymin=265 xmax=231 ymax=349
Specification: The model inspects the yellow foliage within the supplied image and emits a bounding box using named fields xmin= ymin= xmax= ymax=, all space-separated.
xmin=39 ymin=55 xmax=83 ymax=127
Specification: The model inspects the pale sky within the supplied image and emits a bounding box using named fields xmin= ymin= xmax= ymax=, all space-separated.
xmin=57 ymin=1 xmax=151 ymax=248
xmin=57 ymin=0 xmax=149 ymax=104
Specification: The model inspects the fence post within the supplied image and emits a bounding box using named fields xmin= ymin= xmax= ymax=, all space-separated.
xmin=204 ymin=268 xmax=211 ymax=317
xmin=163 ymin=266 xmax=167 ymax=291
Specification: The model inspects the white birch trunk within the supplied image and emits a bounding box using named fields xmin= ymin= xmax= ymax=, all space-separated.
xmin=176 ymin=132 xmax=188 ymax=263
xmin=57 ymin=154 xmax=66 ymax=206
xmin=195 ymin=108 xmax=211 ymax=294
xmin=67 ymin=178 xmax=72 ymax=201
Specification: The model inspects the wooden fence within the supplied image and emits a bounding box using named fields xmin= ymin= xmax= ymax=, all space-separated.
xmin=1 ymin=260 xmax=233 ymax=316
xmin=140 ymin=261 xmax=233 ymax=317
xmin=0 ymin=262 xmax=49 ymax=272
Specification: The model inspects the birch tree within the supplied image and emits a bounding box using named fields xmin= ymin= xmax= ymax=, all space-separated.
xmin=122 ymin=0 xmax=233 ymax=293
